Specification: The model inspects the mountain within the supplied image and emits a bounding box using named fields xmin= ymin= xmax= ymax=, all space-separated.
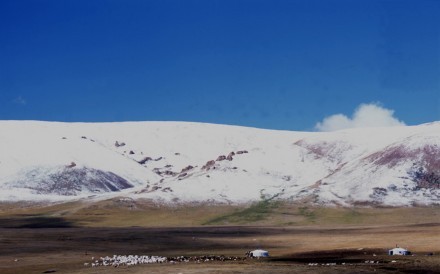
xmin=0 ymin=121 xmax=438 ymax=206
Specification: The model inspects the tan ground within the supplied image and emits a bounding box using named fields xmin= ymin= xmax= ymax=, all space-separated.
xmin=0 ymin=200 xmax=439 ymax=273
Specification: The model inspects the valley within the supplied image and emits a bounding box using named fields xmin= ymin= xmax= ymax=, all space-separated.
xmin=0 ymin=201 xmax=439 ymax=273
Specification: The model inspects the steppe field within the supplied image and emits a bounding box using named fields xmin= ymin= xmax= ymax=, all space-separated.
xmin=0 ymin=199 xmax=439 ymax=274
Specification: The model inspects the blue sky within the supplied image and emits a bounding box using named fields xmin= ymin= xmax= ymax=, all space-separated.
xmin=1 ymin=0 xmax=439 ymax=130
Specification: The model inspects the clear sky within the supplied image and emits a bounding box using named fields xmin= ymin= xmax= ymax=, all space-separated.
xmin=1 ymin=0 xmax=439 ymax=131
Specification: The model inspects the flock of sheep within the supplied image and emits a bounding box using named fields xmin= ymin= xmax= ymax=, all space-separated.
xmin=85 ymin=255 xmax=167 ymax=267
xmin=85 ymin=254 xmax=246 ymax=267
xmin=307 ymin=260 xmax=382 ymax=266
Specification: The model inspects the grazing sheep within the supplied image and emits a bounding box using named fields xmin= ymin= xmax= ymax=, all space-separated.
xmin=86 ymin=254 xmax=245 ymax=267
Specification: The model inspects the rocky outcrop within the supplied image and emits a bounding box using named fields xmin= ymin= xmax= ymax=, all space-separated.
xmin=202 ymin=160 xmax=216 ymax=170
xmin=163 ymin=170 xmax=177 ymax=176
xmin=115 ymin=141 xmax=126 ymax=147
xmin=178 ymin=172 xmax=187 ymax=178
xmin=181 ymin=165 xmax=194 ymax=173
xmin=153 ymin=167 xmax=177 ymax=176
xmin=10 ymin=167 xmax=133 ymax=196
xmin=138 ymin=157 xmax=152 ymax=164
xmin=216 ymin=155 xmax=226 ymax=161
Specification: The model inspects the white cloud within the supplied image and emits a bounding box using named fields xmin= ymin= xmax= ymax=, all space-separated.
xmin=315 ymin=103 xmax=406 ymax=131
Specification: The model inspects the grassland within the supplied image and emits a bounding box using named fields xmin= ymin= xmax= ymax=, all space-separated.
xmin=1 ymin=198 xmax=439 ymax=227
xmin=0 ymin=199 xmax=439 ymax=273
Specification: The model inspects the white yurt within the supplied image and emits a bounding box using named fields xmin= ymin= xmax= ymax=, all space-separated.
xmin=388 ymin=247 xmax=411 ymax=256
xmin=249 ymin=249 xmax=269 ymax=257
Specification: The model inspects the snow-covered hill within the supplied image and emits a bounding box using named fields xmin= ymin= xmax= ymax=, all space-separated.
xmin=0 ymin=121 xmax=438 ymax=206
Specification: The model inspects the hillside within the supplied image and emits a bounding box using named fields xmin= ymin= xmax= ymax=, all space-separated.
xmin=0 ymin=121 xmax=438 ymax=206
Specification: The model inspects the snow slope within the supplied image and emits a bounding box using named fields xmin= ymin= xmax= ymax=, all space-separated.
xmin=0 ymin=121 xmax=438 ymax=206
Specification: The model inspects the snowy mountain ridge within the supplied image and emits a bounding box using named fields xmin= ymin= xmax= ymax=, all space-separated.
xmin=0 ymin=120 xmax=439 ymax=206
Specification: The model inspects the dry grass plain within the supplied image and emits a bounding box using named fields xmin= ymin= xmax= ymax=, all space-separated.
xmin=0 ymin=199 xmax=439 ymax=273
